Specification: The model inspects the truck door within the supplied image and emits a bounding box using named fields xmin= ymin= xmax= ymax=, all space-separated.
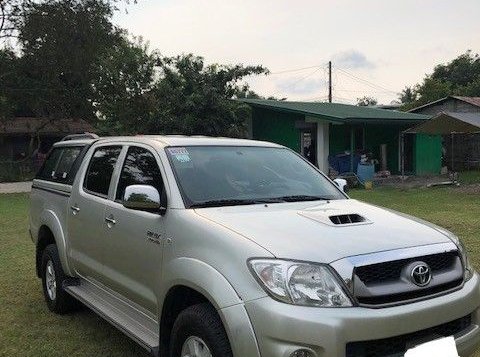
xmin=103 ymin=145 xmax=167 ymax=314
xmin=67 ymin=145 xmax=123 ymax=284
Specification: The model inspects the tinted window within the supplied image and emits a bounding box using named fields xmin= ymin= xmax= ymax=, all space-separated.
xmin=116 ymin=147 xmax=163 ymax=200
xmin=55 ymin=147 xmax=83 ymax=182
xmin=84 ymin=146 xmax=122 ymax=197
xmin=37 ymin=148 xmax=62 ymax=180
xmin=37 ymin=146 xmax=84 ymax=182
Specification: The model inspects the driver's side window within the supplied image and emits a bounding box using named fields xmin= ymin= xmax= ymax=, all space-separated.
xmin=115 ymin=146 xmax=164 ymax=201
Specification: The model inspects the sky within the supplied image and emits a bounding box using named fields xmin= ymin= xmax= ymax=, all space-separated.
xmin=114 ymin=0 xmax=480 ymax=105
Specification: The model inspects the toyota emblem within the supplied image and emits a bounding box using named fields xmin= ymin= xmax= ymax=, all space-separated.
xmin=410 ymin=263 xmax=432 ymax=287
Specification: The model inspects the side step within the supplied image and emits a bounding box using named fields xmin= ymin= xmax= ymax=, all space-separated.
xmin=64 ymin=278 xmax=160 ymax=356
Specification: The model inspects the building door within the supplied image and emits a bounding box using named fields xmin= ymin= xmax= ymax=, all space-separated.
xmin=301 ymin=130 xmax=317 ymax=166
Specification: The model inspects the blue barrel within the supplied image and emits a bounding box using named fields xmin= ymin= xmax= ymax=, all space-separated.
xmin=357 ymin=162 xmax=375 ymax=183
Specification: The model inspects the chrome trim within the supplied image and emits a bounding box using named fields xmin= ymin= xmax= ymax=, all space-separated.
xmin=330 ymin=242 xmax=459 ymax=299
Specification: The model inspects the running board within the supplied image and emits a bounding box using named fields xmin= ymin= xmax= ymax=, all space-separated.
xmin=64 ymin=279 xmax=159 ymax=356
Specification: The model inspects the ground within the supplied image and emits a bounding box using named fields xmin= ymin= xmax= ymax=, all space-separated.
xmin=0 ymin=189 xmax=479 ymax=356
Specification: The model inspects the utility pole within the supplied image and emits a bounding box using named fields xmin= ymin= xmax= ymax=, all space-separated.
xmin=328 ymin=61 xmax=332 ymax=103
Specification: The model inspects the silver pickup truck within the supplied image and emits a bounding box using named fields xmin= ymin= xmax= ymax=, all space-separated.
xmin=30 ymin=134 xmax=480 ymax=357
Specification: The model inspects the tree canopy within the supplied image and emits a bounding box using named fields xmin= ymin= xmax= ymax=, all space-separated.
xmin=0 ymin=0 xmax=269 ymax=140
xmin=400 ymin=51 xmax=480 ymax=109
xmin=356 ymin=96 xmax=378 ymax=106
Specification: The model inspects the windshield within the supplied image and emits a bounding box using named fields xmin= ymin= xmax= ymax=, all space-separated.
xmin=166 ymin=146 xmax=345 ymax=208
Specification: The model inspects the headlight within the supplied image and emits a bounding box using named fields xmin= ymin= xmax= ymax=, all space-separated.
xmin=248 ymin=259 xmax=352 ymax=307
xmin=456 ymin=239 xmax=474 ymax=281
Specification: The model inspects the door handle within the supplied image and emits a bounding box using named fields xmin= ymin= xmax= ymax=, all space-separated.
xmin=71 ymin=206 xmax=80 ymax=215
xmin=105 ymin=216 xmax=116 ymax=225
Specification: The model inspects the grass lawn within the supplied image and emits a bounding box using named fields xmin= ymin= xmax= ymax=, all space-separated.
xmin=0 ymin=189 xmax=479 ymax=356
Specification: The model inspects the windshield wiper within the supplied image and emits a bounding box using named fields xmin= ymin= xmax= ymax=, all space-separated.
xmin=273 ymin=195 xmax=331 ymax=202
xmin=190 ymin=198 xmax=284 ymax=208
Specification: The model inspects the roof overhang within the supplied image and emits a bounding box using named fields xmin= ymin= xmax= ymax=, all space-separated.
xmin=404 ymin=112 xmax=480 ymax=134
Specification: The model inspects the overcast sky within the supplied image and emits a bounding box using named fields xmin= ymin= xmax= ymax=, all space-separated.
xmin=114 ymin=0 xmax=480 ymax=105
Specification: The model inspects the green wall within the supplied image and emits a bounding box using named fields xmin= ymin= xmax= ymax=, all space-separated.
xmin=251 ymin=107 xmax=441 ymax=175
xmin=414 ymin=134 xmax=442 ymax=175
xmin=251 ymin=108 xmax=302 ymax=152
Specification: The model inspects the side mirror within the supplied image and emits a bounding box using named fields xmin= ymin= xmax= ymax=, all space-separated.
xmin=123 ymin=184 xmax=166 ymax=214
xmin=333 ymin=178 xmax=348 ymax=193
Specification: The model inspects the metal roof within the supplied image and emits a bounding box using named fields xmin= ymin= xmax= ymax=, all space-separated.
xmin=405 ymin=111 xmax=480 ymax=134
xmin=0 ymin=117 xmax=93 ymax=135
xmin=409 ymin=96 xmax=480 ymax=113
xmin=453 ymin=96 xmax=480 ymax=107
xmin=240 ymin=99 xmax=429 ymax=123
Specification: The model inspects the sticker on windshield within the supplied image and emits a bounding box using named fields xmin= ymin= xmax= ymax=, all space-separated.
xmin=168 ymin=147 xmax=191 ymax=163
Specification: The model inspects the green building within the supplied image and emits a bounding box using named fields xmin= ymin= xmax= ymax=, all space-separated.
xmin=241 ymin=99 xmax=440 ymax=176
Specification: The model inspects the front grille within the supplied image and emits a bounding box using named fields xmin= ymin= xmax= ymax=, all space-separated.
xmin=356 ymin=279 xmax=463 ymax=305
xmin=346 ymin=314 xmax=472 ymax=357
xmin=355 ymin=252 xmax=458 ymax=285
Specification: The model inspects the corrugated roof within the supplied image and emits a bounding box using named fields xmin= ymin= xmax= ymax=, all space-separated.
xmin=452 ymin=96 xmax=480 ymax=107
xmin=240 ymin=99 xmax=429 ymax=123
xmin=409 ymin=95 xmax=480 ymax=112
xmin=405 ymin=111 xmax=480 ymax=134
xmin=0 ymin=117 xmax=94 ymax=135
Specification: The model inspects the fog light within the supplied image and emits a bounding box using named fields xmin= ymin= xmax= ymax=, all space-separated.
xmin=290 ymin=349 xmax=314 ymax=357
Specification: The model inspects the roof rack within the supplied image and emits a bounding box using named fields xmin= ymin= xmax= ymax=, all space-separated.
xmin=60 ymin=132 xmax=99 ymax=141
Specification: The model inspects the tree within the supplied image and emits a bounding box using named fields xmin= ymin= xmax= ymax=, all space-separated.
xmin=356 ymin=96 xmax=378 ymax=106
xmin=104 ymin=54 xmax=269 ymax=137
xmin=16 ymin=0 xmax=120 ymax=121
xmin=0 ymin=0 xmax=132 ymax=42
xmin=93 ymin=35 xmax=159 ymax=134
xmin=398 ymin=86 xmax=417 ymax=104
xmin=401 ymin=51 xmax=480 ymax=110
xmin=0 ymin=48 xmax=19 ymax=118
xmin=1 ymin=0 xmax=270 ymax=140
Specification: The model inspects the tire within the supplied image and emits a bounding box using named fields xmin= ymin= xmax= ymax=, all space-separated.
xmin=41 ymin=244 xmax=79 ymax=314
xmin=170 ymin=303 xmax=233 ymax=357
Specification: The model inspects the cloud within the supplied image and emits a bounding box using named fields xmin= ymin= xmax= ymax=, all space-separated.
xmin=333 ymin=50 xmax=375 ymax=69
xmin=276 ymin=77 xmax=327 ymax=95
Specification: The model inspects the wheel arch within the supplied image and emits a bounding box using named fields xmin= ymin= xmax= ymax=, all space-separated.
xmin=36 ymin=210 xmax=73 ymax=277
xmin=158 ymin=257 xmax=244 ymax=356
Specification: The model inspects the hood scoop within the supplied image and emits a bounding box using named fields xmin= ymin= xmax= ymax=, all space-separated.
xmin=329 ymin=213 xmax=366 ymax=225
xmin=298 ymin=209 xmax=372 ymax=227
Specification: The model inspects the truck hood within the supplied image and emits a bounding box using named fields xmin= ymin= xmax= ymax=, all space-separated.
xmin=194 ymin=199 xmax=452 ymax=263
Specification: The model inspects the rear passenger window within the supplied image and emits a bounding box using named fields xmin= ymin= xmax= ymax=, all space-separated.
xmin=84 ymin=146 xmax=122 ymax=197
xmin=116 ymin=146 xmax=164 ymax=200
xmin=36 ymin=146 xmax=84 ymax=182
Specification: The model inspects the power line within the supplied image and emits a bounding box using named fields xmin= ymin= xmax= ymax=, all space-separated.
xmin=272 ymin=66 xmax=324 ymax=96
xmin=270 ymin=64 xmax=326 ymax=75
xmin=335 ymin=67 xmax=398 ymax=95
xmin=335 ymin=88 xmax=396 ymax=94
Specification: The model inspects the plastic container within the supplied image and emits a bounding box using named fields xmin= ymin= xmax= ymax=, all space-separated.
xmin=357 ymin=162 xmax=375 ymax=183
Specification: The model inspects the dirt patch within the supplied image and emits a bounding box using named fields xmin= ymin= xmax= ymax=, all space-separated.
xmin=370 ymin=175 xmax=480 ymax=194
xmin=453 ymin=183 xmax=480 ymax=194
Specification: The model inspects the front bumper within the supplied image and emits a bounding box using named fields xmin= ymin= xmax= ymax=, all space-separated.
xmin=244 ymin=273 xmax=480 ymax=357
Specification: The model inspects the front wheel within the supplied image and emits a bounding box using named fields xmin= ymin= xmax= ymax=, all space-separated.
xmin=170 ymin=303 xmax=233 ymax=357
